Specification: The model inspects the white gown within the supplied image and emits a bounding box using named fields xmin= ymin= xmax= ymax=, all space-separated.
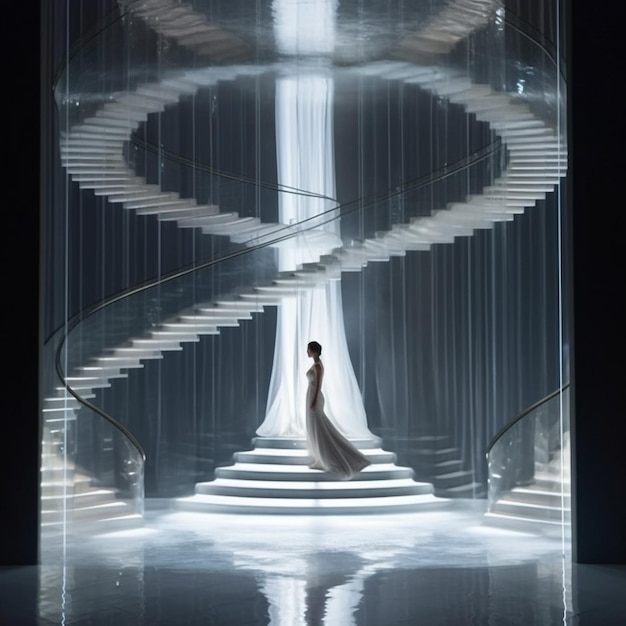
xmin=305 ymin=362 xmax=371 ymax=480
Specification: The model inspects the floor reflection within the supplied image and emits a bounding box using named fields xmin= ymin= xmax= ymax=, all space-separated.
xmin=33 ymin=499 xmax=580 ymax=625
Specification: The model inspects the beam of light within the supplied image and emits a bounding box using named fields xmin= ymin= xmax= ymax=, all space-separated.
xmin=258 ymin=0 xmax=373 ymax=439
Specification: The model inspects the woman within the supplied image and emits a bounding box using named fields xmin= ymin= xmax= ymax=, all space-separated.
xmin=305 ymin=341 xmax=371 ymax=479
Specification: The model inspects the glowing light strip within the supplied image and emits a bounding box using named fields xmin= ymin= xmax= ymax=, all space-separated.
xmin=211 ymin=478 xmax=420 ymax=490
xmin=241 ymin=447 xmax=387 ymax=457
xmin=182 ymin=493 xmax=442 ymax=508
xmin=223 ymin=462 xmax=404 ymax=472
xmin=484 ymin=512 xmax=564 ymax=526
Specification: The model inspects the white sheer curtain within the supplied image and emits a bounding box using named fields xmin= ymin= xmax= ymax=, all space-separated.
xmin=256 ymin=0 xmax=373 ymax=439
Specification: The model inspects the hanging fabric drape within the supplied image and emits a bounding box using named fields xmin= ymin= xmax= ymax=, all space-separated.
xmin=257 ymin=0 xmax=373 ymax=439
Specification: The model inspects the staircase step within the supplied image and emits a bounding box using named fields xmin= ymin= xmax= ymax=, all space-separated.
xmin=504 ymin=486 xmax=571 ymax=507
xmin=195 ymin=477 xmax=434 ymax=499
xmin=131 ymin=338 xmax=184 ymax=351
xmin=159 ymin=205 xmax=221 ymax=220
xmin=436 ymin=482 xmax=486 ymax=498
xmin=482 ymin=511 xmax=568 ymax=535
xmin=215 ymin=462 xmax=415 ymax=482
xmin=41 ymin=488 xmax=121 ymax=509
xmin=42 ymin=511 xmax=144 ymax=532
xmin=251 ymin=436 xmax=382 ymax=449
xmin=175 ymin=492 xmax=448 ymax=515
xmin=431 ymin=470 xmax=476 ymax=489
xmin=232 ymin=448 xmax=396 ymax=465
xmin=149 ymin=331 xmax=203 ymax=341
xmin=488 ymin=499 xmax=570 ymax=521
xmin=413 ymin=447 xmax=460 ymax=462
xmin=431 ymin=459 xmax=464 ymax=473
xmin=160 ymin=322 xmax=223 ymax=332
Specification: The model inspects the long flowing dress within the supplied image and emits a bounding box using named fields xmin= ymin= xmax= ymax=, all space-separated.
xmin=305 ymin=362 xmax=371 ymax=480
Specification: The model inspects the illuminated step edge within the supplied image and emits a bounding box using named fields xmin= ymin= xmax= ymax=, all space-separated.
xmin=40 ymin=491 xmax=144 ymax=529
xmin=174 ymin=435 xmax=449 ymax=514
xmin=482 ymin=511 xmax=571 ymax=536
xmin=482 ymin=481 xmax=571 ymax=535
xmin=251 ymin=436 xmax=382 ymax=449
xmin=215 ymin=462 xmax=415 ymax=482
xmin=233 ymin=448 xmax=396 ymax=465
xmin=488 ymin=498 xmax=571 ymax=519
xmin=195 ymin=477 xmax=433 ymax=500
xmin=175 ymin=492 xmax=447 ymax=515
xmin=498 ymin=486 xmax=571 ymax=507
xmin=41 ymin=512 xmax=144 ymax=532
xmin=40 ymin=448 xmax=145 ymax=533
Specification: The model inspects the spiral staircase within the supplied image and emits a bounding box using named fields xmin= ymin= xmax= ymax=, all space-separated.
xmin=43 ymin=0 xmax=567 ymax=525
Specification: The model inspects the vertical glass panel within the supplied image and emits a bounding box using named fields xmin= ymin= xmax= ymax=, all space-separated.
xmin=42 ymin=0 xmax=569 ymax=559
xmin=486 ymin=386 xmax=570 ymax=535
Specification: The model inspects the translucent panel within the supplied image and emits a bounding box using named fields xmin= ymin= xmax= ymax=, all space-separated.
xmin=41 ymin=328 xmax=144 ymax=550
xmin=43 ymin=0 xmax=568 ymax=554
xmin=486 ymin=386 xmax=570 ymax=535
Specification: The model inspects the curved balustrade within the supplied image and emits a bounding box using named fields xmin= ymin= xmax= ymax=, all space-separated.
xmin=42 ymin=0 xmax=568 ymax=536
xmin=485 ymin=384 xmax=570 ymax=534
xmin=41 ymin=327 xmax=144 ymax=542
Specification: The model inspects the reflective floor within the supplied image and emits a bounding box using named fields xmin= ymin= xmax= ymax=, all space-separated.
xmin=1 ymin=499 xmax=625 ymax=625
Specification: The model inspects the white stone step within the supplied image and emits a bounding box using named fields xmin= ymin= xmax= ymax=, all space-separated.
xmin=188 ymin=309 xmax=253 ymax=321
xmin=175 ymin=492 xmax=447 ymax=515
xmin=92 ymin=185 xmax=158 ymax=198
xmin=215 ymin=462 xmax=415 ymax=482
xmin=149 ymin=330 xmax=203 ymax=341
xmin=208 ymin=300 xmax=265 ymax=313
xmin=95 ymin=108 xmax=149 ymax=123
xmin=131 ymin=338 xmax=184 ymax=351
xmin=92 ymin=356 xmax=148 ymax=368
xmin=125 ymin=197 xmax=190 ymax=212
xmin=158 ymin=205 xmax=221 ymax=220
xmin=195 ymin=476 xmax=434 ymax=499
xmin=487 ymin=499 xmax=570 ymax=521
xmin=68 ymin=124 xmax=131 ymax=137
xmin=178 ymin=314 xmax=243 ymax=325
xmin=160 ymin=322 xmax=222 ymax=332
xmin=233 ymin=447 xmax=396 ymax=465
xmin=176 ymin=212 xmax=241 ymax=228
xmin=198 ymin=217 xmax=262 ymax=235
xmin=252 ymin=436 xmax=382 ymax=449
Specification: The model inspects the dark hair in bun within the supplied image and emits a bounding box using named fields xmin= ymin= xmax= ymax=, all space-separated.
xmin=307 ymin=341 xmax=322 ymax=355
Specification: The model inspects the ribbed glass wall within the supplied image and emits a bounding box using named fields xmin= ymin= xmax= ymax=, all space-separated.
xmin=42 ymin=0 xmax=568 ymax=556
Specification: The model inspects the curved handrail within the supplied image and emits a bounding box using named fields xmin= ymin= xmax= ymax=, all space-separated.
xmin=485 ymin=382 xmax=570 ymax=457
xmin=54 ymin=137 xmax=503 ymax=341
xmin=129 ymin=135 xmax=337 ymax=203
xmin=129 ymin=131 xmax=502 ymax=214
xmin=50 ymin=136 xmax=503 ymax=343
xmin=504 ymin=11 xmax=565 ymax=79
xmin=52 ymin=4 xmax=128 ymax=89
xmin=54 ymin=353 xmax=147 ymax=462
